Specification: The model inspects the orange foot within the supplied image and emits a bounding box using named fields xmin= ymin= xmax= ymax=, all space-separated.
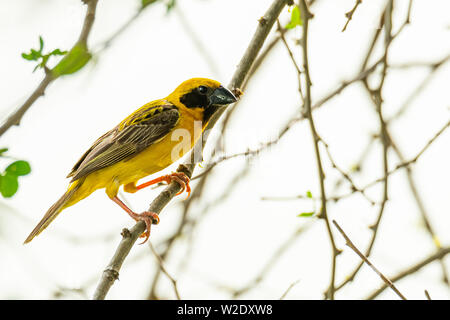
xmin=135 ymin=172 xmax=191 ymax=199
xmin=129 ymin=211 xmax=160 ymax=245
xmin=111 ymin=196 xmax=160 ymax=245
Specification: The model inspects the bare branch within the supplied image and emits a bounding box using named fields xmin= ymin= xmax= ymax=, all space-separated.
xmin=279 ymin=280 xmax=301 ymax=300
xmin=299 ymin=0 xmax=339 ymax=300
xmin=333 ymin=220 xmax=407 ymax=300
xmin=0 ymin=0 xmax=99 ymax=137
xmin=149 ymin=243 xmax=181 ymax=300
xmin=342 ymin=0 xmax=363 ymax=32
xmin=366 ymin=247 xmax=450 ymax=299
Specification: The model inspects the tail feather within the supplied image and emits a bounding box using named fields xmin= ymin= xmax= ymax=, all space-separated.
xmin=24 ymin=181 xmax=82 ymax=244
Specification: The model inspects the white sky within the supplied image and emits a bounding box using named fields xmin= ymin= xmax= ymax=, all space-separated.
xmin=0 ymin=0 xmax=449 ymax=299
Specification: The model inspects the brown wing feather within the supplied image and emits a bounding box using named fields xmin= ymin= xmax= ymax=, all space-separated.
xmin=69 ymin=105 xmax=180 ymax=182
xmin=67 ymin=129 xmax=115 ymax=178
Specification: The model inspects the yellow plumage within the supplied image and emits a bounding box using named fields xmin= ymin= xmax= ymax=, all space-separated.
xmin=24 ymin=78 xmax=237 ymax=243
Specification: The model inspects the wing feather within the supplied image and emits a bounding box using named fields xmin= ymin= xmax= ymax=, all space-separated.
xmin=68 ymin=104 xmax=179 ymax=182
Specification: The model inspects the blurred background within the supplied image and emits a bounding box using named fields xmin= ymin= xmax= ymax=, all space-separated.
xmin=0 ymin=0 xmax=449 ymax=299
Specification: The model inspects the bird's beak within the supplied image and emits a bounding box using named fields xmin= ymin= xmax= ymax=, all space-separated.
xmin=209 ymin=86 xmax=238 ymax=106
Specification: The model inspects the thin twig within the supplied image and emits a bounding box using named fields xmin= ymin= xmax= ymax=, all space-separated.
xmin=326 ymin=119 xmax=449 ymax=205
xmin=342 ymin=0 xmax=363 ymax=32
xmin=321 ymin=138 xmax=377 ymax=206
xmin=192 ymin=113 xmax=303 ymax=181
xmin=389 ymin=53 xmax=450 ymax=121
xmin=149 ymin=243 xmax=181 ymax=300
xmin=279 ymin=280 xmax=301 ymax=300
xmin=277 ymin=19 xmax=304 ymax=101
xmin=366 ymin=247 xmax=450 ymax=300
xmin=332 ymin=220 xmax=407 ymax=300
xmin=334 ymin=0 xmax=411 ymax=293
xmin=387 ymin=129 xmax=449 ymax=286
xmin=174 ymin=4 xmax=221 ymax=77
xmin=95 ymin=9 xmax=144 ymax=53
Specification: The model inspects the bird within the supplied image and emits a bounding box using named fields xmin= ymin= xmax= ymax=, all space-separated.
xmin=24 ymin=78 xmax=237 ymax=244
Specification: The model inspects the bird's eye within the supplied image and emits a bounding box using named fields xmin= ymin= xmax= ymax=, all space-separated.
xmin=198 ymin=86 xmax=208 ymax=95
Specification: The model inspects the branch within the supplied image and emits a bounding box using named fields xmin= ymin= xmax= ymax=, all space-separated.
xmin=332 ymin=220 xmax=407 ymax=300
xmin=333 ymin=0 xmax=404 ymax=293
xmin=279 ymin=280 xmax=301 ymax=300
xmin=277 ymin=19 xmax=304 ymax=100
xmin=149 ymin=243 xmax=181 ymax=300
xmin=92 ymin=0 xmax=290 ymax=300
xmin=321 ymin=138 xmax=377 ymax=206
xmin=366 ymin=247 xmax=450 ymax=300
xmin=356 ymin=119 xmax=449 ymax=192
xmin=299 ymin=0 xmax=340 ymax=300
xmin=192 ymin=113 xmax=303 ymax=181
xmin=76 ymin=0 xmax=98 ymax=46
xmin=389 ymin=53 xmax=450 ymax=121
xmin=342 ymin=0 xmax=363 ymax=32
xmin=0 ymin=0 xmax=99 ymax=137
xmin=311 ymin=57 xmax=383 ymax=110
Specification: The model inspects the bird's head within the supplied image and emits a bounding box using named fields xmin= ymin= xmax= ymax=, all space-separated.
xmin=166 ymin=78 xmax=238 ymax=124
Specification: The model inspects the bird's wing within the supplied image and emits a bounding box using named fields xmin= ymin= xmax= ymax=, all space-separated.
xmin=67 ymin=104 xmax=180 ymax=182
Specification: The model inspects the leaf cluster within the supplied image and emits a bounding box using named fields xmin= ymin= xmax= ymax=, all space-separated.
xmin=21 ymin=36 xmax=67 ymax=72
xmin=0 ymin=148 xmax=31 ymax=198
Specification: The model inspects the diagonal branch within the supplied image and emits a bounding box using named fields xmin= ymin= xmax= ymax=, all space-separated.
xmin=149 ymin=243 xmax=181 ymax=300
xmin=333 ymin=220 xmax=407 ymax=300
xmin=92 ymin=0 xmax=290 ymax=300
xmin=0 ymin=0 xmax=99 ymax=137
xmin=342 ymin=0 xmax=363 ymax=32
xmin=366 ymin=247 xmax=450 ymax=300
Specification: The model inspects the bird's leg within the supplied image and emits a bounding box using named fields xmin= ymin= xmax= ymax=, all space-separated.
xmin=111 ymin=196 xmax=159 ymax=245
xmin=125 ymin=172 xmax=191 ymax=198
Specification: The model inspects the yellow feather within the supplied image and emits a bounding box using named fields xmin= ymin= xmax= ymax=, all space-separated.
xmin=25 ymin=78 xmax=221 ymax=243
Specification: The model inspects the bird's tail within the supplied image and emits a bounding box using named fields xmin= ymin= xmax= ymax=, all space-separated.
xmin=23 ymin=179 xmax=84 ymax=244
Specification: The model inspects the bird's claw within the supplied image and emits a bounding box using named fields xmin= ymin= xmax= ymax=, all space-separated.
xmin=166 ymin=172 xmax=191 ymax=199
xmin=131 ymin=211 xmax=159 ymax=245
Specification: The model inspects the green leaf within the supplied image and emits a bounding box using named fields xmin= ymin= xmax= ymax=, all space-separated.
xmin=22 ymin=48 xmax=41 ymax=61
xmin=0 ymin=148 xmax=8 ymax=156
xmin=166 ymin=0 xmax=176 ymax=11
xmin=0 ymin=174 xmax=19 ymax=198
xmin=21 ymin=52 xmax=35 ymax=61
xmin=52 ymin=43 xmax=91 ymax=76
xmin=286 ymin=6 xmax=302 ymax=29
xmin=22 ymin=36 xmax=68 ymax=72
xmin=306 ymin=190 xmax=313 ymax=198
xmin=39 ymin=36 xmax=44 ymax=52
xmin=297 ymin=211 xmax=315 ymax=218
xmin=142 ymin=0 xmax=158 ymax=8
xmin=50 ymin=48 xmax=67 ymax=56
xmin=5 ymin=160 xmax=31 ymax=176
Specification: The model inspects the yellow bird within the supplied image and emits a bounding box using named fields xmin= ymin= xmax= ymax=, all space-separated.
xmin=24 ymin=78 xmax=237 ymax=244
